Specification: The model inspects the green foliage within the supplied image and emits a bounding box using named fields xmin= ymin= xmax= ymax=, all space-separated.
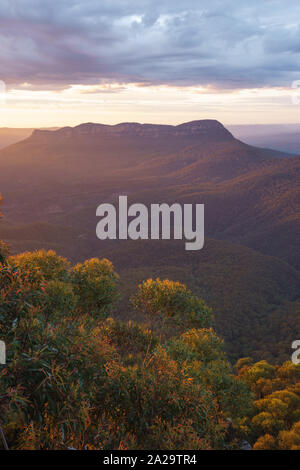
xmin=0 ymin=244 xmax=297 ymax=450
xmin=131 ymin=278 xmax=212 ymax=330
xmin=0 ymin=246 xmax=251 ymax=449
xmin=167 ymin=329 xmax=251 ymax=420
xmin=278 ymin=422 xmax=300 ymax=450
xmin=9 ymin=249 xmax=70 ymax=281
xmin=235 ymin=358 xmax=300 ymax=449
xmin=72 ymin=258 xmax=119 ymax=319
xmin=97 ymin=346 xmax=228 ymax=450
xmin=0 ymin=263 xmax=44 ymax=337
xmin=42 ymin=280 xmax=78 ymax=321
xmin=102 ymin=238 xmax=300 ymax=363
xmin=100 ymin=318 xmax=158 ymax=365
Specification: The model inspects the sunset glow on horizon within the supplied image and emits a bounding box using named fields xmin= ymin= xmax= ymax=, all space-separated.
xmin=1 ymin=83 xmax=300 ymax=128
xmin=1 ymin=0 xmax=300 ymax=128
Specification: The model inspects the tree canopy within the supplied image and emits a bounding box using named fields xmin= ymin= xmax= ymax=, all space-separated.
xmin=0 ymin=246 xmax=298 ymax=450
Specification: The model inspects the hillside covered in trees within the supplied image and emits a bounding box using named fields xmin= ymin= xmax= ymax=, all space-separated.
xmin=0 ymin=121 xmax=299 ymax=364
xmin=0 ymin=120 xmax=299 ymax=449
xmin=0 ymin=244 xmax=299 ymax=450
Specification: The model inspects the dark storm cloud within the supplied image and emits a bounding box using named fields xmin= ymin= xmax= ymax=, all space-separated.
xmin=1 ymin=0 xmax=300 ymax=90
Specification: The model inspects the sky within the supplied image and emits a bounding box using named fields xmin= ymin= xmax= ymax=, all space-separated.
xmin=1 ymin=0 xmax=300 ymax=127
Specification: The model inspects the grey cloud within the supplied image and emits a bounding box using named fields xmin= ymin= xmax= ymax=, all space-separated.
xmin=0 ymin=0 xmax=300 ymax=90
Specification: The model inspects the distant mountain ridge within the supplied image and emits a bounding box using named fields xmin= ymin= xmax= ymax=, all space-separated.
xmin=31 ymin=119 xmax=234 ymax=141
xmin=0 ymin=118 xmax=299 ymax=361
xmin=0 ymin=127 xmax=59 ymax=150
xmin=0 ymin=119 xmax=297 ymax=229
xmin=0 ymin=119 xmax=291 ymax=193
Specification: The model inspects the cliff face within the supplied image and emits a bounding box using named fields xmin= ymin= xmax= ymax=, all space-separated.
xmin=31 ymin=119 xmax=234 ymax=142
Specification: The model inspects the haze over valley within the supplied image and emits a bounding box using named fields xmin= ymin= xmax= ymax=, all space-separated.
xmin=0 ymin=119 xmax=299 ymax=361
